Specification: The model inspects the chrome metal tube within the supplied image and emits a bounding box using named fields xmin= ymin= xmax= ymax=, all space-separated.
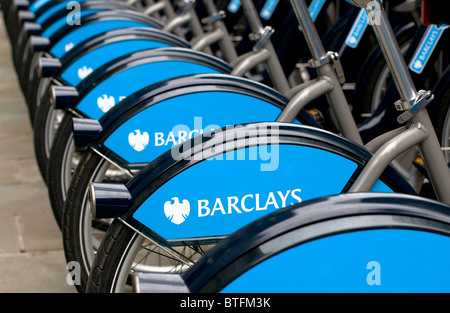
xmin=201 ymin=0 xmax=238 ymax=61
xmin=231 ymin=49 xmax=271 ymax=77
xmin=350 ymin=124 xmax=428 ymax=193
xmin=241 ymin=0 xmax=264 ymax=34
xmin=276 ymin=77 xmax=334 ymax=122
xmin=413 ymin=110 xmax=450 ymax=205
xmin=240 ymin=0 xmax=290 ymax=92
xmin=290 ymin=0 xmax=327 ymax=60
xmin=366 ymin=1 xmax=417 ymax=103
xmin=290 ymin=0 xmax=363 ymax=144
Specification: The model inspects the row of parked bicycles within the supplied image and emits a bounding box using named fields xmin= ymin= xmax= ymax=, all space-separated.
xmin=2 ymin=0 xmax=450 ymax=293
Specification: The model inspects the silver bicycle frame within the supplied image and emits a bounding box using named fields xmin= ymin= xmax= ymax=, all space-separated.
xmin=145 ymin=0 xmax=292 ymax=92
xmin=341 ymin=0 xmax=450 ymax=204
xmin=284 ymin=0 xmax=364 ymax=145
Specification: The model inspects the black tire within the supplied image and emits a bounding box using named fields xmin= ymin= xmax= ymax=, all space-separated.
xmin=33 ymin=92 xmax=62 ymax=184
xmin=85 ymin=219 xmax=142 ymax=293
xmin=47 ymin=112 xmax=79 ymax=229
xmin=61 ymin=147 xmax=114 ymax=292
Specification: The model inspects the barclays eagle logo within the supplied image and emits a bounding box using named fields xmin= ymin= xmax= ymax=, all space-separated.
xmin=128 ymin=130 xmax=149 ymax=152
xmin=164 ymin=197 xmax=190 ymax=225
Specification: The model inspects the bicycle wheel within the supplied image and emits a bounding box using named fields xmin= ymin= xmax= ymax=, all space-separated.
xmin=64 ymin=74 xmax=320 ymax=292
xmin=18 ymin=10 xmax=163 ymax=96
xmin=86 ymin=218 xmax=210 ymax=293
xmin=63 ymin=148 xmax=131 ymax=293
xmin=46 ymin=49 xmax=232 ymax=227
xmin=32 ymin=33 xmax=190 ymax=182
xmin=85 ymin=122 xmax=415 ymax=293
xmin=181 ymin=192 xmax=450 ymax=293
xmin=27 ymin=27 xmax=189 ymax=120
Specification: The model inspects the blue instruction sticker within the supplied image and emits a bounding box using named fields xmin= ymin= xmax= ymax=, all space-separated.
xmin=309 ymin=0 xmax=327 ymax=22
xmin=260 ymin=0 xmax=280 ymax=20
xmin=409 ymin=25 xmax=448 ymax=74
xmin=345 ymin=9 xmax=369 ymax=48
xmin=227 ymin=0 xmax=241 ymax=13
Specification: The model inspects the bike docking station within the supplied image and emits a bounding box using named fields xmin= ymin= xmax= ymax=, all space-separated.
xmin=2 ymin=0 xmax=450 ymax=300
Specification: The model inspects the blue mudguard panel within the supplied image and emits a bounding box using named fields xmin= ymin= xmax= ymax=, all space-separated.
xmin=41 ymin=9 xmax=102 ymax=38
xmin=103 ymin=92 xmax=292 ymax=164
xmin=75 ymin=60 xmax=224 ymax=119
xmin=345 ymin=8 xmax=369 ymax=48
xmin=131 ymin=144 xmax=388 ymax=241
xmin=56 ymin=27 xmax=189 ymax=86
xmin=120 ymin=123 xmax=412 ymax=245
xmin=222 ymin=229 xmax=450 ymax=293
xmin=49 ymin=20 xmax=155 ymax=58
xmin=182 ymin=193 xmax=450 ymax=293
xmin=60 ymin=39 xmax=173 ymax=86
xmin=34 ymin=0 xmax=133 ymax=26
xmin=89 ymin=74 xmax=317 ymax=167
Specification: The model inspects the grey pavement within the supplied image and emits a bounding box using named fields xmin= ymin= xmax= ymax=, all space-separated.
xmin=0 ymin=12 xmax=76 ymax=293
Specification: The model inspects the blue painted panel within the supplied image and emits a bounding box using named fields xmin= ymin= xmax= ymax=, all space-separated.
xmin=222 ymin=229 xmax=450 ymax=292
xmin=260 ymin=0 xmax=280 ymax=20
xmin=76 ymin=61 xmax=221 ymax=119
xmin=345 ymin=9 xmax=368 ymax=48
xmin=132 ymin=144 xmax=365 ymax=240
xmin=49 ymin=20 xmax=152 ymax=58
xmin=61 ymin=39 xmax=172 ymax=86
xmin=36 ymin=1 xmax=87 ymax=24
xmin=41 ymin=9 xmax=101 ymax=38
xmin=29 ymin=0 xmax=53 ymax=13
xmin=103 ymin=92 xmax=286 ymax=164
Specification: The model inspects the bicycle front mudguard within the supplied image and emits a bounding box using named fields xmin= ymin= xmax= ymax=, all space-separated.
xmin=91 ymin=121 xmax=416 ymax=247
xmin=28 ymin=27 xmax=190 ymax=111
xmin=54 ymin=27 xmax=190 ymax=87
xmin=16 ymin=3 xmax=157 ymax=79
xmin=50 ymin=48 xmax=233 ymax=122
xmin=74 ymin=73 xmax=318 ymax=165
xmin=19 ymin=10 xmax=163 ymax=90
xmin=182 ymin=192 xmax=450 ymax=293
